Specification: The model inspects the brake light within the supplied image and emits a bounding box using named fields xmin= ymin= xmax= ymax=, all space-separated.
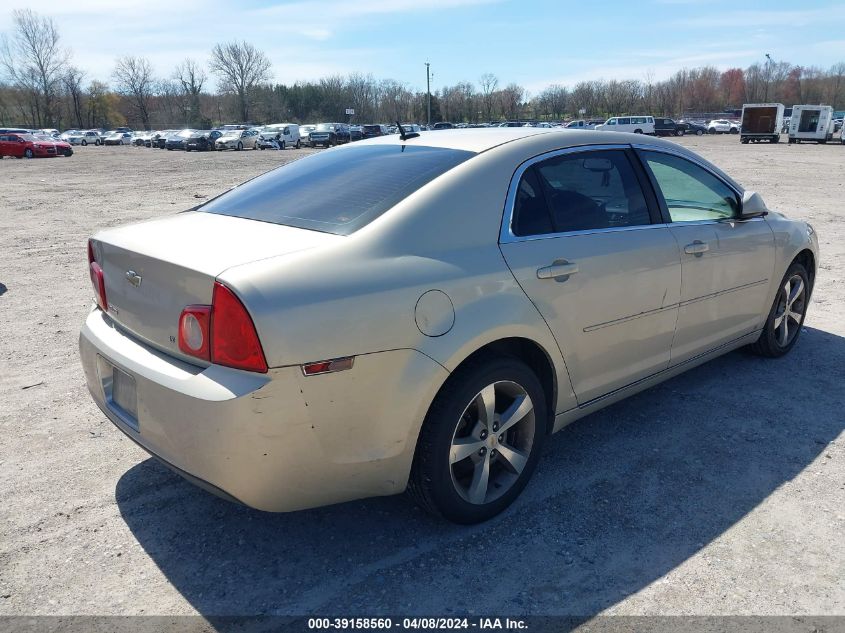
xmin=211 ymin=282 xmax=268 ymax=373
xmin=178 ymin=306 xmax=211 ymax=360
xmin=177 ymin=282 xmax=267 ymax=372
xmin=87 ymin=240 xmax=107 ymax=311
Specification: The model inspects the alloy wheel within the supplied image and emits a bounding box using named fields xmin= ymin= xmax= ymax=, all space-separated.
xmin=773 ymin=274 xmax=806 ymax=347
xmin=449 ymin=381 xmax=535 ymax=505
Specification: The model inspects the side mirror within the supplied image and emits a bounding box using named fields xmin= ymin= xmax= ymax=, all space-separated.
xmin=739 ymin=191 xmax=769 ymax=219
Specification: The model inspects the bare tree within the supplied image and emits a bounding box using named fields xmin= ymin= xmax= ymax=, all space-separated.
xmin=113 ymin=56 xmax=155 ymax=130
xmin=175 ymin=58 xmax=206 ymax=126
xmin=0 ymin=9 xmax=69 ymax=127
xmin=479 ymin=73 xmax=498 ymax=120
xmin=209 ymin=41 xmax=271 ymax=122
xmin=62 ymin=65 xmax=85 ymax=128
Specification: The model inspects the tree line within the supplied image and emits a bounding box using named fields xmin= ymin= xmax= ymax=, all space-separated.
xmin=2 ymin=8 xmax=844 ymax=131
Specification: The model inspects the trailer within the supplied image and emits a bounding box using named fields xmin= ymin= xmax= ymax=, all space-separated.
xmin=788 ymin=105 xmax=835 ymax=144
xmin=740 ymin=103 xmax=784 ymax=144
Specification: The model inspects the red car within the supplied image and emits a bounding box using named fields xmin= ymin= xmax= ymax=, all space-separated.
xmin=0 ymin=132 xmax=72 ymax=158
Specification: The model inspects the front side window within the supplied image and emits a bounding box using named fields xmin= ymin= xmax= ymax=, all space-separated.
xmin=641 ymin=151 xmax=739 ymax=222
xmin=606 ymin=119 xmax=617 ymax=125
xmin=201 ymin=144 xmax=474 ymax=235
xmin=511 ymin=150 xmax=652 ymax=236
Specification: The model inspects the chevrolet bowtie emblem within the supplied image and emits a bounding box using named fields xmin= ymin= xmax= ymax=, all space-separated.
xmin=125 ymin=270 xmax=142 ymax=287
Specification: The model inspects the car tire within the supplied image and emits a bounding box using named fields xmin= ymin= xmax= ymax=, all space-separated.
xmin=81 ymin=140 xmax=87 ymax=146
xmin=408 ymin=355 xmax=548 ymax=524
xmin=280 ymin=141 xmax=285 ymax=150
xmin=64 ymin=149 xmax=72 ymax=157
xmin=24 ymin=148 xmax=33 ymax=158
xmin=696 ymin=129 xmax=703 ymax=136
xmin=750 ymin=261 xmax=810 ymax=358
xmin=634 ymin=129 xmax=643 ymax=134
xmin=730 ymin=128 xmax=739 ymax=134
xmin=237 ymin=141 xmax=243 ymax=151
xmin=295 ymin=140 xmax=301 ymax=149
xmin=708 ymin=128 xmax=717 ymax=134
xmin=675 ymin=129 xmax=684 ymax=136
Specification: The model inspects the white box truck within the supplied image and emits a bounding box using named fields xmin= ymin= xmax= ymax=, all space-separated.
xmin=740 ymin=103 xmax=784 ymax=144
xmin=788 ymin=105 xmax=835 ymax=144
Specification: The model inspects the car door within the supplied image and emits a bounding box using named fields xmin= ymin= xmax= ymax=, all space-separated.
xmin=499 ymin=146 xmax=682 ymax=404
xmin=0 ymin=135 xmax=8 ymax=156
xmin=636 ymin=148 xmax=775 ymax=364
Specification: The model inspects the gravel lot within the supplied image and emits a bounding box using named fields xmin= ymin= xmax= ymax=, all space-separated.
xmin=1 ymin=136 xmax=843 ymax=619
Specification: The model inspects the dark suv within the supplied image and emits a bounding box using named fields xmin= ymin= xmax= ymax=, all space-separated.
xmin=361 ymin=124 xmax=386 ymax=139
xmin=654 ymin=118 xmax=685 ymax=136
xmin=309 ymin=123 xmax=351 ymax=148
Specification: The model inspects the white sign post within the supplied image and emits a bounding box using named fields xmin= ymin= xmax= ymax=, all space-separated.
xmin=345 ymin=108 xmax=354 ymax=141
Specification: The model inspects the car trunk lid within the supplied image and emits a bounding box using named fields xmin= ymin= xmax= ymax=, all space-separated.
xmin=90 ymin=211 xmax=340 ymax=362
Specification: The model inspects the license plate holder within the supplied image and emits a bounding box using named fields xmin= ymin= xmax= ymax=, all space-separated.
xmin=98 ymin=356 xmax=139 ymax=431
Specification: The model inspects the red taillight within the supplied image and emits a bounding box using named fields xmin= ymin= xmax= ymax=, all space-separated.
xmin=87 ymin=240 xmax=108 ymax=311
xmin=177 ymin=282 xmax=268 ymax=373
xmin=178 ymin=305 xmax=211 ymax=361
xmin=211 ymin=282 xmax=268 ymax=373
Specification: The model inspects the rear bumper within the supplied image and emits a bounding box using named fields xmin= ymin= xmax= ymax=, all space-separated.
xmin=79 ymin=308 xmax=448 ymax=512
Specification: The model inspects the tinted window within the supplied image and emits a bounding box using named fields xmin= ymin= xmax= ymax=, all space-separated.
xmin=641 ymin=151 xmax=739 ymax=222
xmin=512 ymin=150 xmax=651 ymax=236
xmin=202 ymin=144 xmax=474 ymax=235
xmin=618 ymin=118 xmax=631 ymax=125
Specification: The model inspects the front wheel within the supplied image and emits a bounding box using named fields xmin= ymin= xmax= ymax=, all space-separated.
xmin=675 ymin=129 xmax=685 ymax=136
xmin=750 ymin=262 xmax=810 ymax=358
xmin=408 ymin=356 xmax=547 ymax=524
xmin=236 ymin=141 xmax=243 ymax=151
xmin=696 ymin=129 xmax=704 ymax=136
xmin=295 ymin=140 xmax=301 ymax=149
xmin=24 ymin=148 xmax=34 ymax=158
xmin=280 ymin=140 xmax=285 ymax=150
xmin=81 ymin=140 xmax=88 ymax=146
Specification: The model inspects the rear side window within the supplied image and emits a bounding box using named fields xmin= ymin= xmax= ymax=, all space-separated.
xmin=512 ymin=150 xmax=652 ymax=236
xmin=201 ymin=144 xmax=474 ymax=235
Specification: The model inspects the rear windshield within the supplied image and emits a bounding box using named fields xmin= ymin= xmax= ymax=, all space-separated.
xmin=201 ymin=144 xmax=474 ymax=235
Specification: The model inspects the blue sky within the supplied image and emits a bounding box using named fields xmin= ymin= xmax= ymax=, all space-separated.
xmin=1 ymin=0 xmax=843 ymax=94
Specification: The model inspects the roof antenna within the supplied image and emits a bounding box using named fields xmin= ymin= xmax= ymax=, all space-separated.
xmin=396 ymin=120 xmax=419 ymax=141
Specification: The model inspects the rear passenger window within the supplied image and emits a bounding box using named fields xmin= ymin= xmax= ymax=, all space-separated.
xmin=511 ymin=150 xmax=652 ymax=236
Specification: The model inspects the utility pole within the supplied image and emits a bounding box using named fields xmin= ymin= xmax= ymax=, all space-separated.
xmin=764 ymin=53 xmax=773 ymax=102
xmin=426 ymin=61 xmax=431 ymax=127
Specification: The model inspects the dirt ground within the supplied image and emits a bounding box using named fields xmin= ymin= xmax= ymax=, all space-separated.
xmin=1 ymin=136 xmax=843 ymax=618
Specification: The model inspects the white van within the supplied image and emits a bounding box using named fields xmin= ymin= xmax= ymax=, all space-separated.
xmin=259 ymin=123 xmax=301 ymax=149
xmin=595 ymin=116 xmax=655 ymax=134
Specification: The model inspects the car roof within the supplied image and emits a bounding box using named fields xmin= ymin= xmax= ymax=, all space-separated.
xmin=349 ymin=128 xmax=743 ymax=191
xmin=357 ymin=127 xmax=681 ymax=154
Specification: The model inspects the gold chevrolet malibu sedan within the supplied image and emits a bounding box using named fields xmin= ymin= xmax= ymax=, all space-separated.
xmin=79 ymin=128 xmax=819 ymax=523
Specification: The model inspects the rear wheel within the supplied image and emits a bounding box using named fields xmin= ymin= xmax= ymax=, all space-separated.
xmin=750 ymin=262 xmax=809 ymax=358
xmin=634 ymin=129 xmax=643 ymax=134
xmin=709 ymin=128 xmax=717 ymax=134
xmin=409 ymin=356 xmax=547 ymax=524
xmin=280 ymin=140 xmax=285 ymax=150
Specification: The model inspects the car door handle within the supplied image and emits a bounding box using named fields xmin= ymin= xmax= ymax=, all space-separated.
xmin=684 ymin=241 xmax=709 ymax=256
xmin=537 ymin=261 xmax=579 ymax=280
